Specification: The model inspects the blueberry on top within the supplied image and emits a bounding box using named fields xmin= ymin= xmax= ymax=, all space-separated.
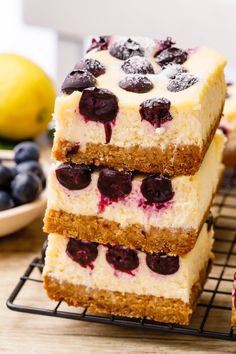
xmin=74 ymin=58 xmax=105 ymax=77
xmin=79 ymin=87 xmax=118 ymax=123
xmin=146 ymin=252 xmax=179 ymax=275
xmin=97 ymin=168 xmax=132 ymax=200
xmin=61 ymin=69 xmax=96 ymax=94
xmin=141 ymin=174 xmax=174 ymax=204
xmin=121 ymin=56 xmax=154 ymax=75
xmin=66 ymin=238 xmax=98 ymax=269
xmin=109 ymin=38 xmax=145 ymax=60
xmin=106 ymin=245 xmax=139 ymax=273
xmin=167 ymin=73 xmax=198 ymax=92
xmin=139 ymin=98 xmax=172 ymax=128
xmin=119 ymin=75 xmax=153 ymax=93
xmin=155 ymin=47 xmax=188 ymax=67
xmin=14 ymin=142 xmax=39 ymax=164
xmin=55 ymin=163 xmax=92 ymax=190
xmin=87 ymin=36 xmax=110 ymax=53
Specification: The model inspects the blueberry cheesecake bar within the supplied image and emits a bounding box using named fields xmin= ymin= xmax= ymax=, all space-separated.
xmin=52 ymin=36 xmax=226 ymax=176
xmin=44 ymin=130 xmax=224 ymax=255
xmin=220 ymin=83 xmax=236 ymax=166
xmin=43 ymin=219 xmax=213 ymax=325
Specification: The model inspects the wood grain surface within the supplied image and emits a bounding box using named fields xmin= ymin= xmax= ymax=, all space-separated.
xmin=0 ymin=214 xmax=235 ymax=354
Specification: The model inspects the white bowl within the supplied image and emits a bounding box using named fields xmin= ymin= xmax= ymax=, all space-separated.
xmin=0 ymin=190 xmax=47 ymax=237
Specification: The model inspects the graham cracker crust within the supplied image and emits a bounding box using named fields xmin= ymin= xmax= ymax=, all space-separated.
xmin=44 ymin=208 xmax=199 ymax=255
xmin=223 ymin=149 xmax=236 ymax=167
xmin=43 ymin=260 xmax=210 ymax=325
xmin=52 ymin=106 xmax=223 ymax=176
xmin=232 ymin=308 xmax=236 ymax=329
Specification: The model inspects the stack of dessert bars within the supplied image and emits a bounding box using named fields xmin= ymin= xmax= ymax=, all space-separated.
xmin=43 ymin=36 xmax=227 ymax=325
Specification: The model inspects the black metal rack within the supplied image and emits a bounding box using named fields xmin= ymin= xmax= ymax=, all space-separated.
xmin=6 ymin=169 xmax=236 ymax=341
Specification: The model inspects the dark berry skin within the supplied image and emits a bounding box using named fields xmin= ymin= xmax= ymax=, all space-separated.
xmin=61 ymin=69 xmax=96 ymax=94
xmin=55 ymin=163 xmax=92 ymax=190
xmin=16 ymin=161 xmax=46 ymax=189
xmin=41 ymin=239 xmax=48 ymax=264
xmin=109 ymin=38 xmax=145 ymax=60
xmin=0 ymin=190 xmax=14 ymax=211
xmin=97 ymin=168 xmax=132 ymax=200
xmin=66 ymin=238 xmax=98 ymax=269
xmin=146 ymin=253 xmax=179 ymax=275
xmin=167 ymin=73 xmax=198 ymax=92
xmin=205 ymin=212 xmax=214 ymax=232
xmin=87 ymin=36 xmax=110 ymax=52
xmin=155 ymin=47 xmax=188 ymax=67
xmin=139 ymin=98 xmax=172 ymax=128
xmin=79 ymin=87 xmax=118 ymax=123
xmin=121 ymin=56 xmax=154 ymax=75
xmin=14 ymin=142 xmax=39 ymax=164
xmin=11 ymin=172 xmax=42 ymax=205
xmin=106 ymin=245 xmax=139 ymax=273
xmin=74 ymin=59 xmax=105 ymax=77
xmin=156 ymin=37 xmax=175 ymax=53
xmin=0 ymin=165 xmax=14 ymax=190
xmin=141 ymin=175 xmax=174 ymax=204
xmin=119 ymin=75 xmax=153 ymax=93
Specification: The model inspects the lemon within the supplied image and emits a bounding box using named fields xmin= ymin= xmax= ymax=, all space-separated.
xmin=0 ymin=54 xmax=56 ymax=140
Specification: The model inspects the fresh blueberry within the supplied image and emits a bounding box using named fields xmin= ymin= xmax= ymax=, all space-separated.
xmin=0 ymin=191 xmax=14 ymax=211
xmin=121 ymin=56 xmax=154 ymax=74
xmin=139 ymin=98 xmax=172 ymax=127
xmin=14 ymin=142 xmax=39 ymax=164
xmin=106 ymin=245 xmax=139 ymax=273
xmin=146 ymin=252 xmax=179 ymax=275
xmin=87 ymin=36 xmax=110 ymax=52
xmin=11 ymin=172 xmax=42 ymax=205
xmin=61 ymin=69 xmax=96 ymax=94
xmin=119 ymin=75 xmax=153 ymax=93
xmin=155 ymin=47 xmax=188 ymax=67
xmin=109 ymin=38 xmax=145 ymax=60
xmin=141 ymin=174 xmax=174 ymax=203
xmin=55 ymin=163 xmax=92 ymax=190
xmin=74 ymin=58 xmax=105 ymax=77
xmin=167 ymin=73 xmax=198 ymax=92
xmin=79 ymin=87 xmax=118 ymax=123
xmin=66 ymin=238 xmax=98 ymax=269
xmin=0 ymin=165 xmax=14 ymax=189
xmin=97 ymin=168 xmax=132 ymax=200
xmin=16 ymin=161 xmax=46 ymax=189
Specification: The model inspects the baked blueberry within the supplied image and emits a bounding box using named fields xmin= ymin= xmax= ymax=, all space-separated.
xmin=79 ymin=88 xmax=118 ymax=123
xmin=14 ymin=142 xmax=39 ymax=164
xmin=0 ymin=190 xmax=14 ymax=211
xmin=141 ymin=174 xmax=174 ymax=203
xmin=109 ymin=38 xmax=144 ymax=60
xmin=106 ymin=245 xmax=139 ymax=273
xmin=61 ymin=69 xmax=96 ymax=94
xmin=146 ymin=252 xmax=179 ymax=275
xmin=139 ymin=98 xmax=172 ymax=127
xmin=97 ymin=168 xmax=132 ymax=200
xmin=167 ymin=73 xmax=198 ymax=92
xmin=121 ymin=56 xmax=154 ymax=74
xmin=0 ymin=165 xmax=14 ymax=189
xmin=16 ymin=161 xmax=46 ymax=189
xmin=205 ymin=212 xmax=214 ymax=232
xmin=55 ymin=163 xmax=92 ymax=190
xmin=66 ymin=238 xmax=98 ymax=269
xmin=87 ymin=36 xmax=110 ymax=52
xmin=11 ymin=172 xmax=42 ymax=205
xmin=155 ymin=47 xmax=188 ymax=67
xmin=119 ymin=75 xmax=153 ymax=93
xmin=74 ymin=58 xmax=105 ymax=77
xmin=156 ymin=37 xmax=175 ymax=53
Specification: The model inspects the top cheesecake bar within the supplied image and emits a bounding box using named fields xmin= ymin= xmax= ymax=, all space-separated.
xmin=53 ymin=36 xmax=226 ymax=176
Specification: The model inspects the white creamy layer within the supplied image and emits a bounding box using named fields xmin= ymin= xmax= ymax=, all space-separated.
xmin=54 ymin=44 xmax=226 ymax=150
xmin=47 ymin=131 xmax=225 ymax=231
xmin=220 ymin=84 xmax=236 ymax=153
xmin=43 ymin=223 xmax=213 ymax=303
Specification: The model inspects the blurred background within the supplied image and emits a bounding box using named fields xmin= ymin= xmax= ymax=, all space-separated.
xmin=2 ymin=0 xmax=236 ymax=90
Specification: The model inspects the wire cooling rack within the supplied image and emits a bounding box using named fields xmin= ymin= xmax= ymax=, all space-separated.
xmin=6 ymin=169 xmax=236 ymax=341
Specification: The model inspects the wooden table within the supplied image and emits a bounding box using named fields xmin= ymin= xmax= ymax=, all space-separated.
xmin=0 ymin=215 xmax=235 ymax=353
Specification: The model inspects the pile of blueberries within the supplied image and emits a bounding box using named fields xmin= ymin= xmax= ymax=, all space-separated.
xmin=0 ymin=142 xmax=46 ymax=211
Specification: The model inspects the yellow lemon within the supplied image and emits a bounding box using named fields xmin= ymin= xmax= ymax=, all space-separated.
xmin=0 ymin=54 xmax=56 ymax=140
